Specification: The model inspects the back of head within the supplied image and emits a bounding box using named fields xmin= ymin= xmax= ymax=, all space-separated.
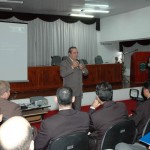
xmin=0 ymin=116 xmax=33 ymax=150
xmin=96 ymin=82 xmax=113 ymax=102
xmin=0 ymin=80 xmax=10 ymax=97
xmin=56 ymin=87 xmax=73 ymax=105
xmin=143 ymin=81 xmax=150 ymax=92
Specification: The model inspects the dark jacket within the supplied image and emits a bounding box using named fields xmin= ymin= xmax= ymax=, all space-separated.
xmin=89 ymin=101 xmax=128 ymax=149
xmin=131 ymin=98 xmax=150 ymax=139
xmin=34 ymin=109 xmax=90 ymax=150
xmin=0 ymin=98 xmax=22 ymax=119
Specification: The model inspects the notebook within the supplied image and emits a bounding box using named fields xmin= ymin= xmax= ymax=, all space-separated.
xmin=139 ymin=132 xmax=150 ymax=145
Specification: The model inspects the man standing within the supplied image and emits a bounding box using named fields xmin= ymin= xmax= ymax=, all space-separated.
xmin=34 ymin=87 xmax=89 ymax=150
xmin=89 ymin=82 xmax=128 ymax=150
xmin=0 ymin=80 xmax=22 ymax=119
xmin=60 ymin=47 xmax=88 ymax=110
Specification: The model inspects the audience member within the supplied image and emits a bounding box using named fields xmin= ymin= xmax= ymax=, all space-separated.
xmin=0 ymin=80 xmax=22 ymax=118
xmin=60 ymin=46 xmax=88 ymax=110
xmin=130 ymin=81 xmax=150 ymax=139
xmin=89 ymin=82 xmax=128 ymax=150
xmin=34 ymin=87 xmax=89 ymax=150
xmin=0 ymin=116 xmax=34 ymax=150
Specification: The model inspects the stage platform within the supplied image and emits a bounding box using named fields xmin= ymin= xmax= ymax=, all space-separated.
xmin=9 ymin=81 xmax=143 ymax=100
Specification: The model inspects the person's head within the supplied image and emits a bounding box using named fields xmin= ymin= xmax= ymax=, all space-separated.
xmin=0 ymin=80 xmax=10 ymax=100
xmin=56 ymin=87 xmax=74 ymax=107
xmin=68 ymin=47 xmax=78 ymax=60
xmin=96 ymin=82 xmax=113 ymax=102
xmin=0 ymin=116 xmax=34 ymax=150
xmin=143 ymin=81 xmax=150 ymax=98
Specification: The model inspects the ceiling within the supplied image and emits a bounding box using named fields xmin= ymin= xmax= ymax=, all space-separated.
xmin=1 ymin=0 xmax=150 ymax=18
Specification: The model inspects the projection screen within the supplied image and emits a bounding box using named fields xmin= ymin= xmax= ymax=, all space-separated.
xmin=0 ymin=21 xmax=28 ymax=82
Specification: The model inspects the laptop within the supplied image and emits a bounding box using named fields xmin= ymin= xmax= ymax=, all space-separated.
xmin=139 ymin=132 xmax=150 ymax=145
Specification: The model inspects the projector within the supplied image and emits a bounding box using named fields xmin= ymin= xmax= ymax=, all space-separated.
xmin=30 ymin=96 xmax=48 ymax=107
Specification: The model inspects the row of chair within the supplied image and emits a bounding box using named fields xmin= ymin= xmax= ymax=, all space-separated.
xmin=51 ymin=55 xmax=103 ymax=66
xmin=48 ymin=119 xmax=150 ymax=150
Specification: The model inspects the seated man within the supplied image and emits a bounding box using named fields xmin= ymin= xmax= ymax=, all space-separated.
xmin=0 ymin=116 xmax=34 ymax=150
xmin=130 ymin=81 xmax=150 ymax=139
xmin=0 ymin=80 xmax=22 ymax=119
xmin=89 ymin=81 xmax=128 ymax=150
xmin=34 ymin=87 xmax=89 ymax=150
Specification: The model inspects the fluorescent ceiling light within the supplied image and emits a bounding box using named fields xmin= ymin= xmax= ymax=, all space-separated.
xmin=72 ymin=9 xmax=109 ymax=13
xmin=85 ymin=4 xmax=109 ymax=8
xmin=0 ymin=0 xmax=23 ymax=4
xmin=0 ymin=7 xmax=12 ymax=10
xmin=70 ymin=13 xmax=94 ymax=18
xmin=84 ymin=9 xmax=109 ymax=13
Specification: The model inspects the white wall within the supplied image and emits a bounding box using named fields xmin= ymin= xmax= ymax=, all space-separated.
xmin=97 ymin=6 xmax=150 ymax=75
xmin=97 ymin=39 xmax=121 ymax=63
xmin=100 ymin=6 xmax=150 ymax=42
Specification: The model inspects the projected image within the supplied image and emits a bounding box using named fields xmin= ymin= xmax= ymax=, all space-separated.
xmin=0 ymin=22 xmax=27 ymax=81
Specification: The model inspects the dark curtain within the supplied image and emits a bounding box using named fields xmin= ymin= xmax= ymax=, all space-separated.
xmin=119 ymin=39 xmax=150 ymax=51
xmin=0 ymin=11 xmax=100 ymax=31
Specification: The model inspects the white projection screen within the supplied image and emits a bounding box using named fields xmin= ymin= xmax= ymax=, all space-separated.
xmin=0 ymin=22 xmax=28 ymax=82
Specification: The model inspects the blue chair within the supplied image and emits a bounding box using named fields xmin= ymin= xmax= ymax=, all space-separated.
xmin=80 ymin=59 xmax=88 ymax=65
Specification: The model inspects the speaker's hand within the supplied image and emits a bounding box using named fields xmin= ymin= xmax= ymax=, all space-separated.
xmin=91 ymin=97 xmax=101 ymax=109
xmin=71 ymin=60 xmax=79 ymax=69
xmin=79 ymin=63 xmax=85 ymax=70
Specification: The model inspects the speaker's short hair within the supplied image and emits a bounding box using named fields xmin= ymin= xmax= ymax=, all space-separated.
xmin=56 ymin=87 xmax=73 ymax=105
xmin=96 ymin=82 xmax=113 ymax=101
xmin=68 ymin=46 xmax=77 ymax=54
xmin=0 ymin=80 xmax=10 ymax=96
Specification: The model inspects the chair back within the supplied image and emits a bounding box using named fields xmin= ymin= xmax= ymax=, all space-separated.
xmin=80 ymin=59 xmax=88 ymax=65
xmin=62 ymin=56 xmax=68 ymax=61
xmin=95 ymin=55 xmax=103 ymax=64
xmin=142 ymin=118 xmax=150 ymax=137
xmin=51 ymin=56 xmax=61 ymax=66
xmin=101 ymin=120 xmax=137 ymax=150
xmin=48 ymin=132 xmax=88 ymax=150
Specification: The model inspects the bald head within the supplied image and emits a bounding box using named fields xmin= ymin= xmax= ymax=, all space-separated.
xmin=0 ymin=116 xmax=34 ymax=150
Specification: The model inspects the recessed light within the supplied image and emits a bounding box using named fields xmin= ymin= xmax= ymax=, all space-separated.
xmin=72 ymin=9 xmax=109 ymax=13
xmin=0 ymin=0 xmax=23 ymax=4
xmin=84 ymin=9 xmax=109 ymax=13
xmin=0 ymin=7 xmax=12 ymax=10
xmin=85 ymin=4 xmax=109 ymax=8
xmin=70 ymin=13 xmax=94 ymax=18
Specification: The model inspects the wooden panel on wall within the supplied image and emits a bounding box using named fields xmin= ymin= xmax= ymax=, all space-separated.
xmin=97 ymin=64 xmax=122 ymax=83
xmin=11 ymin=67 xmax=38 ymax=91
xmin=83 ymin=65 xmax=98 ymax=85
xmin=10 ymin=64 xmax=122 ymax=92
xmin=130 ymin=52 xmax=150 ymax=84
xmin=37 ymin=66 xmax=62 ymax=89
